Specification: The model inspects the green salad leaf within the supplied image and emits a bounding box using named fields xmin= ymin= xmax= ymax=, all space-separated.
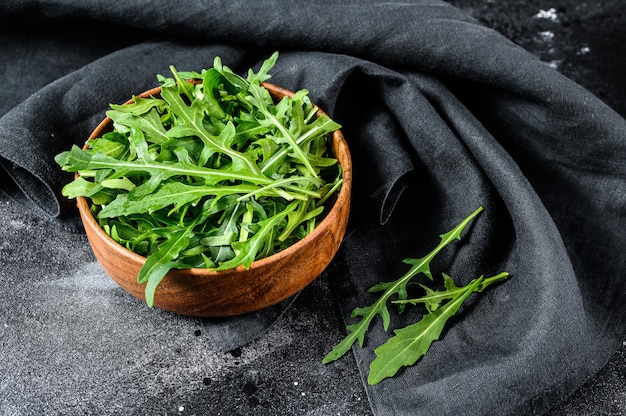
xmin=55 ymin=52 xmax=343 ymax=307
xmin=323 ymin=207 xmax=509 ymax=385
xmin=322 ymin=207 xmax=485 ymax=364
xmin=369 ymin=271 xmax=508 ymax=384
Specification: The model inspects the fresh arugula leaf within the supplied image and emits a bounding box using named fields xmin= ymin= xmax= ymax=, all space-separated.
xmin=247 ymin=83 xmax=318 ymax=177
xmin=98 ymin=182 xmax=264 ymax=218
xmin=60 ymin=146 xmax=272 ymax=187
xmin=109 ymin=95 xmax=166 ymax=115
xmin=368 ymin=272 xmax=509 ymax=384
xmin=247 ymin=51 xmax=279 ymax=84
xmin=107 ymin=108 xmax=170 ymax=145
xmin=87 ymin=132 xmax=130 ymax=158
xmin=322 ymin=207 xmax=484 ymax=364
xmin=140 ymin=225 xmax=195 ymax=307
xmin=160 ymin=86 xmax=262 ymax=175
xmin=216 ymin=200 xmax=297 ymax=270
xmin=322 ymin=206 xmax=509 ymax=387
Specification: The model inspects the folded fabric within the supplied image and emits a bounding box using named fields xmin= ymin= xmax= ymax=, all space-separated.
xmin=0 ymin=1 xmax=624 ymax=415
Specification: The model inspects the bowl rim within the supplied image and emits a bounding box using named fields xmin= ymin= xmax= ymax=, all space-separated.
xmin=76 ymin=81 xmax=352 ymax=277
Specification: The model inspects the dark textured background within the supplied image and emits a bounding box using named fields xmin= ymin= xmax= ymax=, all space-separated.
xmin=448 ymin=0 xmax=626 ymax=118
xmin=447 ymin=2 xmax=625 ymax=414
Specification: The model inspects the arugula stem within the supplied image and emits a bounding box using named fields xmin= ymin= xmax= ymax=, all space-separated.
xmin=247 ymin=84 xmax=319 ymax=177
xmin=479 ymin=272 xmax=510 ymax=289
xmin=73 ymin=152 xmax=274 ymax=186
xmin=262 ymin=111 xmax=318 ymax=177
xmin=236 ymin=177 xmax=322 ymax=202
xmin=315 ymin=178 xmax=343 ymax=208
xmin=303 ymin=106 xmax=319 ymax=124
xmin=322 ymin=206 xmax=485 ymax=364
xmin=393 ymin=206 xmax=484 ymax=284
xmin=259 ymin=117 xmax=338 ymax=176
xmin=161 ymin=87 xmax=263 ymax=176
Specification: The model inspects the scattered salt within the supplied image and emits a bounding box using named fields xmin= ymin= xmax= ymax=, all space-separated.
xmin=546 ymin=60 xmax=560 ymax=69
xmin=538 ymin=31 xmax=555 ymax=42
xmin=534 ymin=8 xmax=559 ymax=22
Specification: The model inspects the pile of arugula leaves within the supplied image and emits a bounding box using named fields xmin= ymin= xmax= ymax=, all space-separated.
xmin=55 ymin=52 xmax=343 ymax=307
xmin=323 ymin=207 xmax=509 ymax=384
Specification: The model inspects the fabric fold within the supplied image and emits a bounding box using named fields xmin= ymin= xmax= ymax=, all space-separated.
xmin=0 ymin=1 xmax=624 ymax=415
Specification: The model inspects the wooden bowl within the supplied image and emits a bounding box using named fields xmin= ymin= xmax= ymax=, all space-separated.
xmin=76 ymin=83 xmax=351 ymax=317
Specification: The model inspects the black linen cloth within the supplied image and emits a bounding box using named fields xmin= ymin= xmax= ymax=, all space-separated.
xmin=1 ymin=1 xmax=624 ymax=415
